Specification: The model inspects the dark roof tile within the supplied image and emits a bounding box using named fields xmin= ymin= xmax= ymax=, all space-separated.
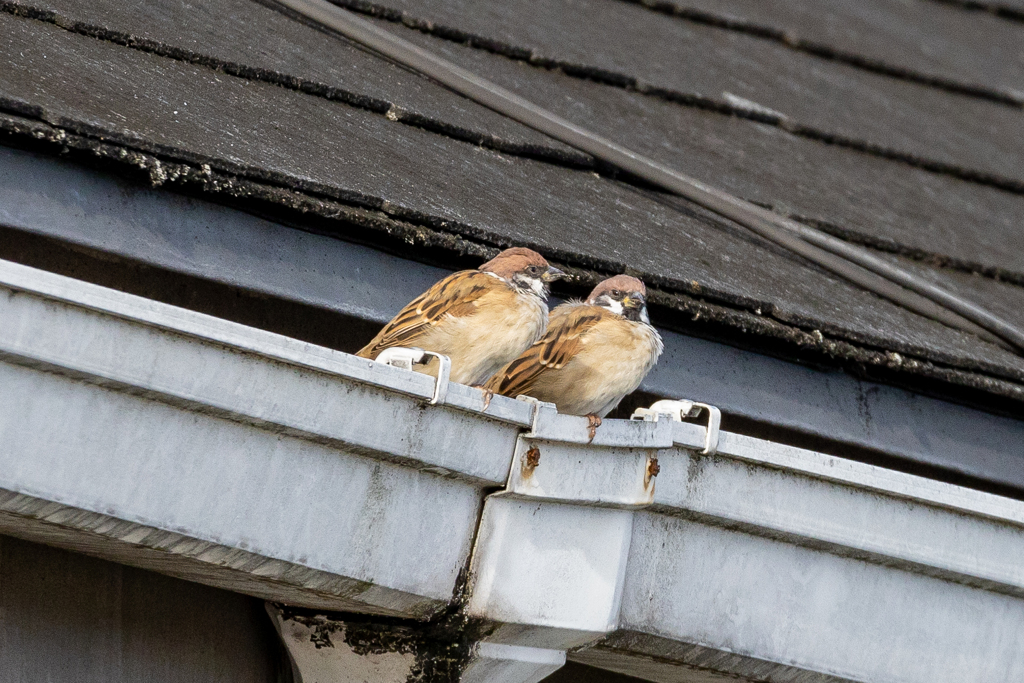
xmin=3 ymin=1 xmax=1024 ymax=400
xmin=8 ymin=0 xmax=588 ymax=163
xmin=631 ymin=0 xmax=1024 ymax=102
xmin=352 ymin=0 xmax=1024 ymax=185
xmin=363 ymin=12 xmax=1024 ymax=281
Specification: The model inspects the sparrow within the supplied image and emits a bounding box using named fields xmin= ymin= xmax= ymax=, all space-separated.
xmin=484 ymin=275 xmax=663 ymax=435
xmin=357 ymin=247 xmax=565 ymax=386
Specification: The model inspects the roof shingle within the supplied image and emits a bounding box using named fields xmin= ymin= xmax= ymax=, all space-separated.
xmin=3 ymin=0 xmax=1024 ymax=406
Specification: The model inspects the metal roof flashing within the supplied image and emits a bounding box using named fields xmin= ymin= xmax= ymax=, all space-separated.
xmin=3 ymin=258 xmax=1024 ymax=681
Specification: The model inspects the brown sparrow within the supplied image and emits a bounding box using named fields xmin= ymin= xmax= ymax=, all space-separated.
xmin=484 ymin=275 xmax=663 ymax=428
xmin=357 ymin=247 xmax=565 ymax=386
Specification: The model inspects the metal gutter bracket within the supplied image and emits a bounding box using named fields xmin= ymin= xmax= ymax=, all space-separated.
xmin=632 ymin=398 xmax=721 ymax=455
xmin=374 ymin=346 xmax=451 ymax=405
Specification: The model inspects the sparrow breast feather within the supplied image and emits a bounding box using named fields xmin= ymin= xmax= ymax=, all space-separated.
xmin=484 ymin=275 xmax=663 ymax=418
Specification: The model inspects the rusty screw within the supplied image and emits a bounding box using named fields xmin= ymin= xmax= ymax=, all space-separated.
xmin=645 ymin=457 xmax=661 ymax=487
xmin=522 ymin=446 xmax=541 ymax=476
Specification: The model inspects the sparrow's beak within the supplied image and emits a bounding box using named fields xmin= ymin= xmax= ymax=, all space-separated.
xmin=622 ymin=294 xmax=644 ymax=309
xmin=541 ymin=266 xmax=567 ymax=282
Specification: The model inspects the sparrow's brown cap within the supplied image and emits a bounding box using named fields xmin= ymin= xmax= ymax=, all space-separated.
xmin=586 ymin=275 xmax=647 ymax=303
xmin=481 ymin=247 xmax=563 ymax=281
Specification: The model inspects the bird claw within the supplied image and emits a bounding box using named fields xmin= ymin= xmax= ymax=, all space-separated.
xmin=586 ymin=414 xmax=602 ymax=442
xmin=474 ymin=386 xmax=494 ymax=412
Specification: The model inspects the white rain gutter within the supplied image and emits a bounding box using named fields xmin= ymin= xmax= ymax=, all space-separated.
xmin=2 ymin=258 xmax=1023 ymax=682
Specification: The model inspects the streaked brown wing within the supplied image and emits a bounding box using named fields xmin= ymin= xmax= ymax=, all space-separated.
xmin=357 ymin=270 xmax=494 ymax=358
xmin=485 ymin=305 xmax=606 ymax=397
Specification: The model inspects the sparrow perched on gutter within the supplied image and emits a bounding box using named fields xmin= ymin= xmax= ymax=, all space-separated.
xmin=357 ymin=247 xmax=565 ymax=386
xmin=484 ymin=275 xmax=663 ymax=430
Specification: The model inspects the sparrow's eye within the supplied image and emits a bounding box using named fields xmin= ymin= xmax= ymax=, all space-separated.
xmin=528 ymin=265 xmax=542 ymax=276
xmin=611 ymin=290 xmax=623 ymax=297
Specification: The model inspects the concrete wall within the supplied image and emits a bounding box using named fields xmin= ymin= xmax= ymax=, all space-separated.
xmin=0 ymin=535 xmax=289 ymax=683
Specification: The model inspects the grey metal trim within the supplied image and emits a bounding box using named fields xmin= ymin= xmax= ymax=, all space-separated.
xmin=2 ymin=145 xmax=1022 ymax=490
xmin=0 ymin=257 xmax=533 ymax=440
xmin=613 ymin=509 xmax=1024 ymax=682
xmin=4 ymin=258 xmax=1024 ymax=681
xmin=0 ymin=491 xmax=428 ymax=616
xmin=650 ymin=432 xmax=1024 ymax=595
xmin=467 ymin=402 xmax=1024 ymax=682
xmin=499 ymin=401 xmax=665 ymax=508
xmin=0 ymin=258 xmax=532 ymax=617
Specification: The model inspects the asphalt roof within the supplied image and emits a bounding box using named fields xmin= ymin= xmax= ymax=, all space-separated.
xmin=2 ymin=0 xmax=1024 ymax=408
